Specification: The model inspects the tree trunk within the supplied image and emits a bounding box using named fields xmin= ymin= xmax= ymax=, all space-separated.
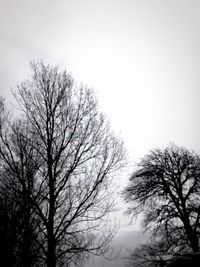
xmin=47 ymin=142 xmax=56 ymax=267
xmin=184 ymin=219 xmax=199 ymax=252
xmin=47 ymin=230 xmax=56 ymax=267
xmin=190 ymin=235 xmax=199 ymax=252
xmin=47 ymin=195 xmax=56 ymax=267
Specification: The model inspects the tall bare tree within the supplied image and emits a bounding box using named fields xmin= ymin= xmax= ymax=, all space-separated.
xmin=8 ymin=61 xmax=126 ymax=267
xmin=123 ymin=144 xmax=200 ymax=256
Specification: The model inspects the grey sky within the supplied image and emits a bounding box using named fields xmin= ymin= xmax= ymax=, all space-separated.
xmin=0 ymin=0 xmax=200 ymax=265
xmin=1 ymin=0 xmax=200 ymax=158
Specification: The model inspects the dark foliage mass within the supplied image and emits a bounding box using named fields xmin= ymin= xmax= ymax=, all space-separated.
xmin=0 ymin=62 xmax=126 ymax=267
xmin=123 ymin=145 xmax=200 ymax=266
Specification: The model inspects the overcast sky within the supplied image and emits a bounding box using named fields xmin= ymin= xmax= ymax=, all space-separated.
xmin=1 ymin=0 xmax=200 ymax=266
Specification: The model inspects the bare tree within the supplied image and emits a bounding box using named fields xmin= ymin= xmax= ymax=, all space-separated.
xmin=8 ymin=61 xmax=126 ymax=267
xmin=0 ymin=99 xmax=42 ymax=266
xmin=123 ymin=144 xmax=200 ymax=255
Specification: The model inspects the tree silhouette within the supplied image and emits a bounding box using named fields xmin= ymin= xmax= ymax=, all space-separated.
xmin=1 ymin=61 xmax=126 ymax=267
xmin=123 ymin=144 xmax=200 ymax=257
xmin=0 ymin=99 xmax=42 ymax=266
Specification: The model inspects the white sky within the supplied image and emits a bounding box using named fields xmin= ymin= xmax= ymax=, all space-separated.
xmin=0 ymin=0 xmax=200 ymax=264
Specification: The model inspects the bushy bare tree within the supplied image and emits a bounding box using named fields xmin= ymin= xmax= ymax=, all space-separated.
xmin=1 ymin=61 xmax=126 ymax=267
xmin=0 ymin=98 xmax=42 ymax=266
xmin=123 ymin=144 xmax=200 ymax=263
